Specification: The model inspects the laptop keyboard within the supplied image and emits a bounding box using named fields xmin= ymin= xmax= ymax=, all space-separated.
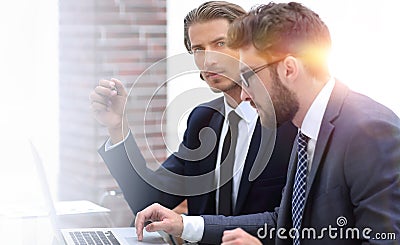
xmin=69 ymin=231 xmax=120 ymax=245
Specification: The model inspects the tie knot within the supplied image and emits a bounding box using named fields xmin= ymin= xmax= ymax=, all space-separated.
xmin=227 ymin=111 xmax=241 ymax=126
xmin=297 ymin=131 xmax=309 ymax=148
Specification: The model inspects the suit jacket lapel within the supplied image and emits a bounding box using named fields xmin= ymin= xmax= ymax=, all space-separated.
xmin=196 ymin=100 xmax=225 ymax=214
xmin=277 ymin=140 xmax=298 ymax=234
xmin=304 ymin=81 xmax=349 ymax=201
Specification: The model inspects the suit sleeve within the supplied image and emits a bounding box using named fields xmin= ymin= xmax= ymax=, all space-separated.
xmin=98 ymin=132 xmax=185 ymax=214
xmin=344 ymin=115 xmax=400 ymax=244
xmin=97 ymin=107 xmax=204 ymax=215
xmin=200 ymin=208 xmax=279 ymax=244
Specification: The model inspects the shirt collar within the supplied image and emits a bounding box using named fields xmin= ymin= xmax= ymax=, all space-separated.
xmin=223 ymin=97 xmax=258 ymax=124
xmin=301 ymin=77 xmax=335 ymax=141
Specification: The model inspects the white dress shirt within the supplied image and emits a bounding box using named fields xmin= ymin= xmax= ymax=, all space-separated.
xmin=299 ymin=77 xmax=335 ymax=171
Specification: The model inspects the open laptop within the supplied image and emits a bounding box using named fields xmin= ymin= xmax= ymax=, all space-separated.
xmin=29 ymin=141 xmax=170 ymax=245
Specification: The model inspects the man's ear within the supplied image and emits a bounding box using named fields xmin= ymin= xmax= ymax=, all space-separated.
xmin=280 ymin=56 xmax=299 ymax=85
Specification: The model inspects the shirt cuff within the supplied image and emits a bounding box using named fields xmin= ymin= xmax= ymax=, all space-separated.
xmin=180 ymin=214 xmax=204 ymax=243
xmin=104 ymin=129 xmax=131 ymax=151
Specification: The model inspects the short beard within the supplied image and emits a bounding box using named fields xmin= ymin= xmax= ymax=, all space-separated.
xmin=269 ymin=67 xmax=299 ymax=126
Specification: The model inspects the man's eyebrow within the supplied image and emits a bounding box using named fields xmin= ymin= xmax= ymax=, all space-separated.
xmin=191 ymin=36 xmax=227 ymax=49
xmin=210 ymin=36 xmax=226 ymax=44
xmin=190 ymin=44 xmax=203 ymax=50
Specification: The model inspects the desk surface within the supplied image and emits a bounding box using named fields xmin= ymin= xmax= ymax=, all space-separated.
xmin=0 ymin=215 xmax=55 ymax=244
xmin=0 ymin=213 xmax=171 ymax=245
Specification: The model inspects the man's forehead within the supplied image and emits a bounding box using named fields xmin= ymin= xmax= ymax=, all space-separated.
xmin=188 ymin=18 xmax=230 ymax=33
xmin=188 ymin=20 xmax=229 ymax=44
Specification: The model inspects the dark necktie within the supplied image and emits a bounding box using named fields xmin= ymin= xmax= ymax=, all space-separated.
xmin=218 ymin=111 xmax=241 ymax=216
xmin=292 ymin=131 xmax=309 ymax=245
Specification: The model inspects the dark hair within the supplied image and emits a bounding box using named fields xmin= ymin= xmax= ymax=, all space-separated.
xmin=184 ymin=1 xmax=246 ymax=53
xmin=228 ymin=2 xmax=331 ymax=80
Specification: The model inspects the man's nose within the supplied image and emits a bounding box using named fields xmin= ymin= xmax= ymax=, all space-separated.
xmin=203 ymin=50 xmax=218 ymax=69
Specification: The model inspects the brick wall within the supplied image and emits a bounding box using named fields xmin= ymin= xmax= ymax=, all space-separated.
xmin=58 ymin=0 xmax=167 ymax=226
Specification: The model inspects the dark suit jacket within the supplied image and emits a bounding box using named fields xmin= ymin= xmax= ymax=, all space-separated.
xmin=98 ymin=96 xmax=297 ymax=217
xmin=201 ymin=82 xmax=400 ymax=244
